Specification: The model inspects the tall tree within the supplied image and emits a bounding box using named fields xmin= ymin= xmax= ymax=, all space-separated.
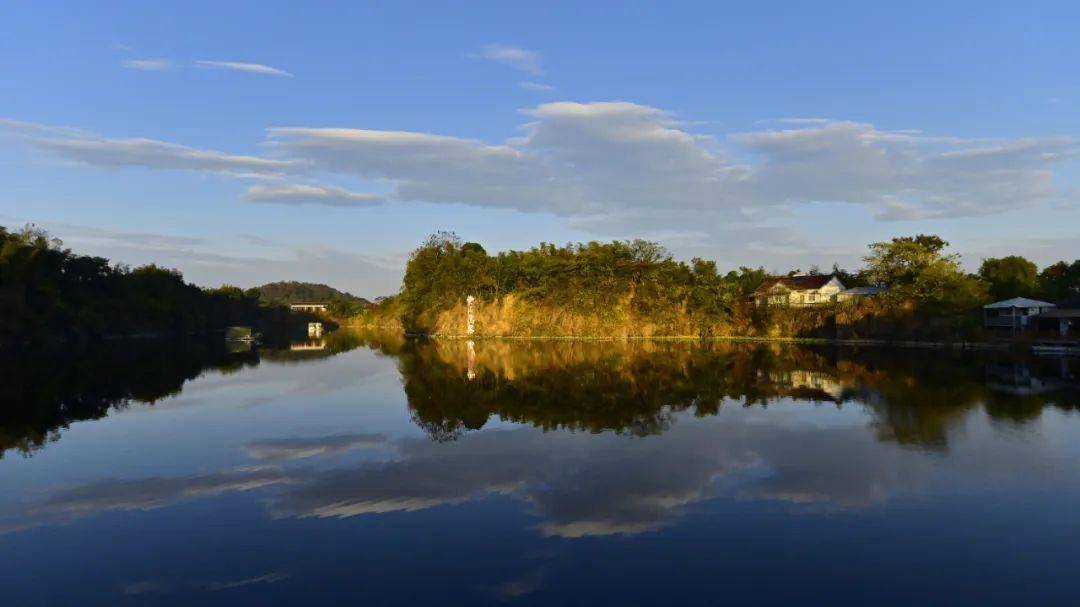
xmin=1038 ymin=260 xmax=1080 ymax=303
xmin=978 ymin=255 xmax=1039 ymax=301
xmin=863 ymin=235 xmax=987 ymax=313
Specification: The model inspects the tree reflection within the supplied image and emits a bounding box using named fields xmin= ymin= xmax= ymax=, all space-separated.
xmin=386 ymin=339 xmax=1080 ymax=449
xmin=5 ymin=332 xmax=1078 ymax=458
xmin=0 ymin=340 xmax=257 ymax=457
xmin=0 ymin=329 xmax=378 ymax=458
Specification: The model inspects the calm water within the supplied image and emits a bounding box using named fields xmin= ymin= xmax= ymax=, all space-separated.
xmin=3 ymin=333 xmax=1080 ymax=605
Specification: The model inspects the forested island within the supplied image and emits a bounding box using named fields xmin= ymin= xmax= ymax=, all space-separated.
xmin=359 ymin=232 xmax=1080 ymax=341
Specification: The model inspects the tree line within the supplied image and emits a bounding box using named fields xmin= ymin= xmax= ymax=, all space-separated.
xmin=253 ymin=280 xmax=369 ymax=306
xmin=387 ymin=231 xmax=1080 ymax=337
xmin=0 ymin=225 xmax=295 ymax=346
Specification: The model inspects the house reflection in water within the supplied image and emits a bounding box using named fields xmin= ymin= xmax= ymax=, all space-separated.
xmin=985 ymin=358 xmax=1078 ymax=397
xmin=762 ymin=369 xmax=848 ymax=403
xmin=290 ymin=340 xmax=327 ymax=352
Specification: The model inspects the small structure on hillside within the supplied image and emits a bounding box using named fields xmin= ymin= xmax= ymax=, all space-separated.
xmin=983 ymin=297 xmax=1056 ymax=332
xmin=290 ymin=303 xmax=328 ymax=313
xmin=753 ymin=275 xmax=846 ymax=307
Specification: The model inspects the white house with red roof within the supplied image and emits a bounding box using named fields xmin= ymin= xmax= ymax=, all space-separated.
xmin=752 ymin=275 xmax=847 ymax=307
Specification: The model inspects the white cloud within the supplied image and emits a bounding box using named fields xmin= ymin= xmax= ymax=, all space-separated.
xmin=36 ymin=137 xmax=294 ymax=176
xmin=121 ymin=58 xmax=172 ymax=71
xmin=727 ymin=121 xmax=1078 ymax=220
xmin=471 ymin=44 xmax=543 ymax=75
xmin=518 ymin=81 xmax=555 ymax=92
xmin=0 ymin=216 xmax=404 ymax=298
xmin=244 ymin=183 xmax=385 ymax=207
xmin=266 ymin=126 xmax=571 ymax=210
xmin=1 ymin=119 xmax=295 ymax=177
xmin=194 ymin=60 xmax=293 ymax=77
xmin=261 ymin=104 xmax=1071 ymax=246
xmin=7 ymin=102 xmax=1076 ymax=263
xmin=257 ymin=103 xmax=1076 ymax=270
xmin=34 ymin=222 xmax=206 ymax=252
xmin=0 ymin=118 xmax=89 ymax=138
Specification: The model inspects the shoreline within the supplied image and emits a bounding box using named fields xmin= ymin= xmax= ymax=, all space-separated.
xmin=420 ymin=332 xmax=1019 ymax=351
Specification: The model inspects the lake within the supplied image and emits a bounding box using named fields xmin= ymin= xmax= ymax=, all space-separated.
xmin=3 ymin=332 xmax=1080 ymax=605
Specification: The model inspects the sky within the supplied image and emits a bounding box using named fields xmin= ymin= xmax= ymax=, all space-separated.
xmin=2 ymin=1 xmax=1079 ymax=298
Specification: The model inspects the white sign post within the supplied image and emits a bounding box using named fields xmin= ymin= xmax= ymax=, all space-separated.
xmin=466 ymin=295 xmax=475 ymax=337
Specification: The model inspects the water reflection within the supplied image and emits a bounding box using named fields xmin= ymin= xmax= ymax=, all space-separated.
xmin=0 ymin=330 xmax=378 ymax=458
xmin=6 ymin=334 xmax=1080 ymax=604
xmin=6 ymin=394 xmax=1077 ymax=539
xmin=383 ymin=339 xmax=1080 ymax=448
xmin=5 ymin=334 xmax=1079 ymax=460
xmin=265 ymin=422 xmax=935 ymax=535
xmin=1 ymin=340 xmax=254 ymax=458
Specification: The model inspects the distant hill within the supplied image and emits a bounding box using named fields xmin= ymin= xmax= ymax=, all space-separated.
xmin=254 ymin=281 xmax=371 ymax=306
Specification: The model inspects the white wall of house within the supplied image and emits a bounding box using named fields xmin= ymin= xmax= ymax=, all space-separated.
xmin=757 ymin=277 xmax=846 ymax=307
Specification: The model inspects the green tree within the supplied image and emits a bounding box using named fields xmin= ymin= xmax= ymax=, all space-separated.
xmin=831 ymin=263 xmax=868 ymax=287
xmin=863 ymin=234 xmax=987 ymax=314
xmin=978 ymin=255 xmax=1038 ymax=301
xmin=401 ymin=232 xmax=496 ymax=332
xmin=1 ymin=224 xmax=278 ymax=345
xmin=1038 ymin=260 xmax=1080 ymax=303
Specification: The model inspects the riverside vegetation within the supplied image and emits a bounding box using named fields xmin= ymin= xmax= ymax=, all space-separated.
xmin=0 ymin=225 xmax=335 ymax=347
xmin=360 ymin=232 xmax=1080 ymax=341
xmin=7 ymin=223 xmax=1079 ymax=344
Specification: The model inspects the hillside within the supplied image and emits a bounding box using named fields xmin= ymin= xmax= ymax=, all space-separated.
xmin=254 ymin=281 xmax=370 ymax=306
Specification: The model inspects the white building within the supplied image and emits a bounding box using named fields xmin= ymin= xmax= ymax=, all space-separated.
xmin=983 ymin=297 xmax=1056 ymax=331
xmin=753 ymin=275 xmax=846 ymax=307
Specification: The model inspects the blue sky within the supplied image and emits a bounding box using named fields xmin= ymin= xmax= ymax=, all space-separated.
xmin=2 ymin=1 xmax=1079 ymax=297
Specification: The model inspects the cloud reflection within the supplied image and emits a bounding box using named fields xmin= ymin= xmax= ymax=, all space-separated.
xmin=27 ymin=468 xmax=293 ymax=518
xmin=6 ymin=407 xmax=1075 ymax=540
xmin=244 ymin=433 xmax=387 ymax=461
xmin=123 ymin=571 xmax=291 ymax=596
xmin=268 ymin=419 xmax=933 ymax=537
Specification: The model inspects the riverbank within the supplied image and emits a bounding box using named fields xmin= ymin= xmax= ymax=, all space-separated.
xmin=421 ymin=331 xmax=1019 ymax=351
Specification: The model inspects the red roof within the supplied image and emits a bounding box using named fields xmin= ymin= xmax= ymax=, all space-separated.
xmin=753 ymin=275 xmax=837 ymax=294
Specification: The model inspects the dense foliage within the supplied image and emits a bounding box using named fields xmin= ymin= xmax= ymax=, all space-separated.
xmin=1036 ymin=260 xmax=1080 ymax=303
xmin=978 ymin=255 xmax=1039 ymax=301
xmin=400 ymin=232 xmax=767 ymax=333
xmin=0 ymin=225 xmax=283 ymax=346
xmin=862 ymin=235 xmax=987 ymax=314
xmin=255 ymin=281 xmax=369 ymax=306
xmin=391 ymin=231 xmax=1080 ymax=338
